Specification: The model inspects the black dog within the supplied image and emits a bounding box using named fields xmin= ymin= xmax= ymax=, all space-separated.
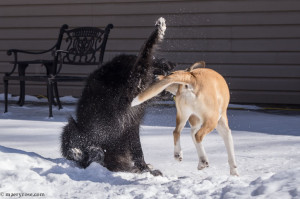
xmin=61 ymin=17 xmax=174 ymax=176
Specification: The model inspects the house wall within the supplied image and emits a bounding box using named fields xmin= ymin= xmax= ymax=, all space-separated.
xmin=0 ymin=0 xmax=300 ymax=104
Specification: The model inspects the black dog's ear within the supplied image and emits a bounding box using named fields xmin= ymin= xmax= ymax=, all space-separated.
xmin=162 ymin=60 xmax=177 ymax=76
xmin=152 ymin=57 xmax=177 ymax=76
xmin=165 ymin=60 xmax=177 ymax=71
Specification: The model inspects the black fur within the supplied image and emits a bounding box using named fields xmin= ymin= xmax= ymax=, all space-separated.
xmin=61 ymin=18 xmax=174 ymax=176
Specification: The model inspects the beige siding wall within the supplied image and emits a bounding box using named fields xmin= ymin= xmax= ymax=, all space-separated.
xmin=0 ymin=0 xmax=300 ymax=104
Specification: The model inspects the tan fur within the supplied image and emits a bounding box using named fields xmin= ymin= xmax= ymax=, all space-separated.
xmin=132 ymin=63 xmax=239 ymax=176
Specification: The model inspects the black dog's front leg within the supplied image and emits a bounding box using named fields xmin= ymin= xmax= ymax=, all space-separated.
xmin=127 ymin=125 xmax=163 ymax=176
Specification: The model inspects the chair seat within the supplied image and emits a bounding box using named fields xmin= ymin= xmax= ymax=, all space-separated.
xmin=4 ymin=75 xmax=49 ymax=82
xmin=10 ymin=60 xmax=53 ymax=65
xmin=51 ymin=76 xmax=87 ymax=82
xmin=4 ymin=74 xmax=87 ymax=82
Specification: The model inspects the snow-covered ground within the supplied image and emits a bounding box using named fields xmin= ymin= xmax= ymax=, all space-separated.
xmin=0 ymin=95 xmax=299 ymax=199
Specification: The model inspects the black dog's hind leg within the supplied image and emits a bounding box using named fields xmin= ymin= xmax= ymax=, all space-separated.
xmin=133 ymin=17 xmax=166 ymax=67
xmin=126 ymin=125 xmax=163 ymax=176
xmin=125 ymin=17 xmax=166 ymax=176
xmin=129 ymin=17 xmax=166 ymax=97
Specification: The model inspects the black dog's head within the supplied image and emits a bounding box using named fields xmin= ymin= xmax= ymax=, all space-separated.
xmin=151 ymin=57 xmax=176 ymax=100
xmin=152 ymin=57 xmax=176 ymax=76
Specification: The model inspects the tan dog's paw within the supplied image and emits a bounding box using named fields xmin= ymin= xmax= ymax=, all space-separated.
xmin=174 ymin=151 xmax=183 ymax=162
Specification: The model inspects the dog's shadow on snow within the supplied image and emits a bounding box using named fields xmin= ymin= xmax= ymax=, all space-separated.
xmin=0 ymin=145 xmax=135 ymax=185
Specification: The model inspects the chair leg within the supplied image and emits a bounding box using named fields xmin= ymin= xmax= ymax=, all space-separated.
xmin=18 ymin=63 xmax=28 ymax=106
xmin=54 ymin=82 xmax=62 ymax=109
xmin=48 ymin=81 xmax=53 ymax=118
xmin=47 ymin=83 xmax=57 ymax=106
xmin=4 ymin=79 xmax=8 ymax=113
xmin=18 ymin=80 xmax=25 ymax=106
xmin=17 ymin=80 xmax=22 ymax=105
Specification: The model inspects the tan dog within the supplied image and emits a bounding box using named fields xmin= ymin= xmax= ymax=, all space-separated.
xmin=132 ymin=62 xmax=239 ymax=176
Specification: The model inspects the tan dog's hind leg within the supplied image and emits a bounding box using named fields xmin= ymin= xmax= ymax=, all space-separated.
xmin=193 ymin=115 xmax=218 ymax=170
xmin=216 ymin=112 xmax=239 ymax=176
xmin=189 ymin=115 xmax=216 ymax=170
xmin=189 ymin=115 xmax=208 ymax=169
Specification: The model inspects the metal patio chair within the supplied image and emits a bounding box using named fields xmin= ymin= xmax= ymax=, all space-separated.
xmin=4 ymin=23 xmax=113 ymax=117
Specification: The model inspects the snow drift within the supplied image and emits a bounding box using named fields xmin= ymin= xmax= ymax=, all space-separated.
xmin=0 ymin=96 xmax=299 ymax=198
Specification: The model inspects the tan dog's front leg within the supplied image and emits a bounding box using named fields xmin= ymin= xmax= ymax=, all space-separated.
xmin=173 ymin=112 xmax=189 ymax=161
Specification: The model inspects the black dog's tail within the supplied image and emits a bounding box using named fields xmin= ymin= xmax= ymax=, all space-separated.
xmin=129 ymin=17 xmax=166 ymax=94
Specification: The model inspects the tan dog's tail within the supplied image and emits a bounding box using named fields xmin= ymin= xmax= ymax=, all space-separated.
xmin=131 ymin=71 xmax=194 ymax=106
xmin=186 ymin=61 xmax=205 ymax=72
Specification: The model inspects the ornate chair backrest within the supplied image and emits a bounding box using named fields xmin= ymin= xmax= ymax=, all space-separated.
xmin=55 ymin=24 xmax=113 ymax=69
